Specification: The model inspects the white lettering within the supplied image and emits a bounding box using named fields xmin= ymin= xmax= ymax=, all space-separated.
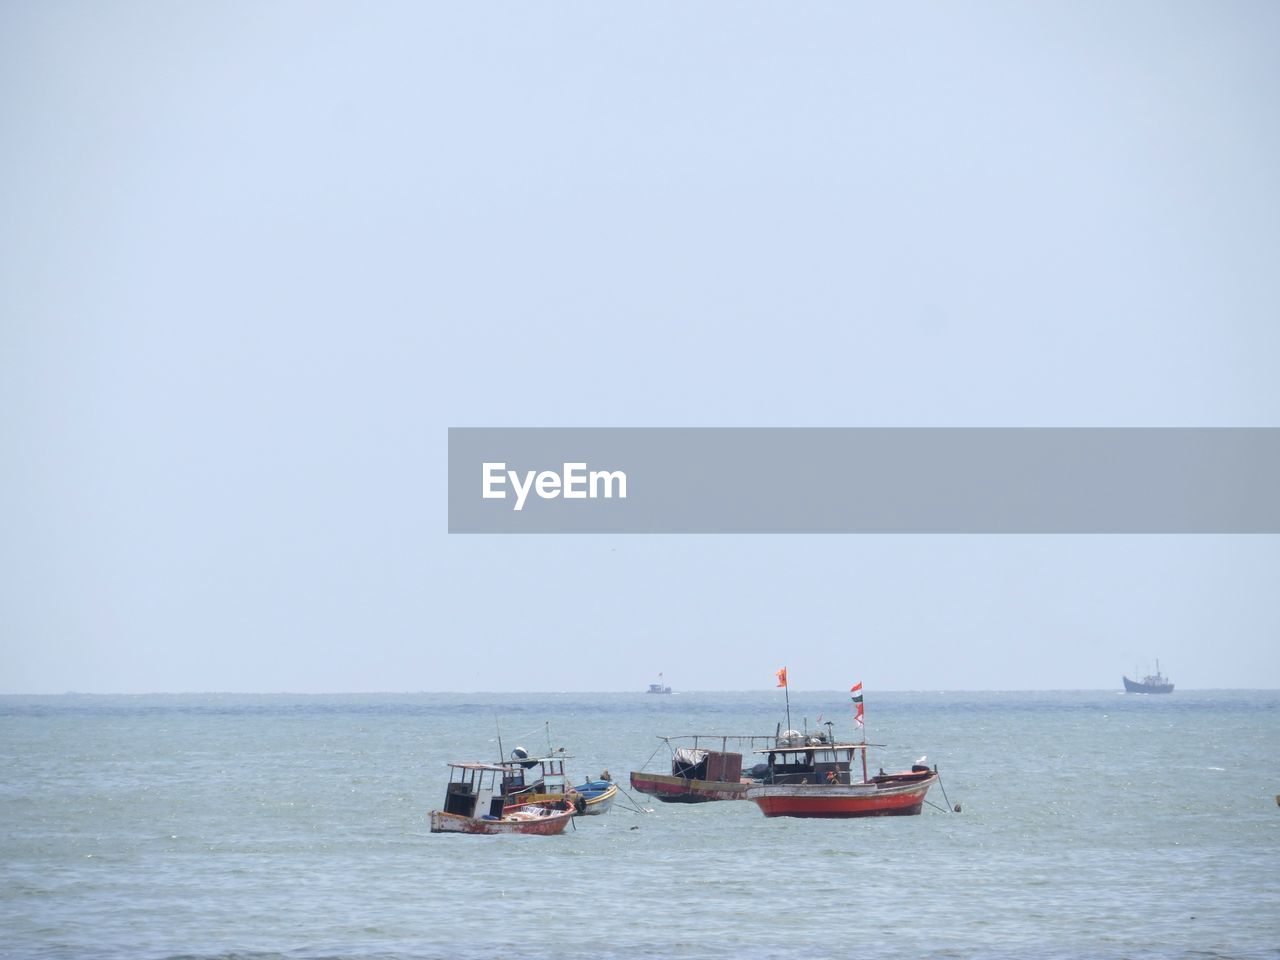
xmin=482 ymin=462 xmax=627 ymax=510
xmin=535 ymin=470 xmax=561 ymax=499
xmin=510 ymin=469 xmax=536 ymax=512
xmin=590 ymin=469 xmax=627 ymax=500
xmin=482 ymin=463 xmax=506 ymax=499
xmin=562 ymin=462 xmax=587 ymax=499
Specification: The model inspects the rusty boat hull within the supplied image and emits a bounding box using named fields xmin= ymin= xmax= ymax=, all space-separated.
xmin=629 ymin=770 xmax=751 ymax=803
xmin=429 ymin=805 xmax=573 ymax=835
xmin=746 ymin=772 xmax=938 ymax=818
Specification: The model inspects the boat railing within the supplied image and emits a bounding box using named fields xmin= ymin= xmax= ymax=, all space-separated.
xmin=658 ymin=734 xmax=784 ymax=752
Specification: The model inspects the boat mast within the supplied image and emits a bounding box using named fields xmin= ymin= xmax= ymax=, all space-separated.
xmin=857 ymin=690 xmax=868 ymax=782
xmin=781 ymin=670 xmax=792 ymax=734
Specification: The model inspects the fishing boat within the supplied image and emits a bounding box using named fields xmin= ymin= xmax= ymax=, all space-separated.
xmin=491 ymin=721 xmax=618 ymax=816
xmin=1123 ymin=660 xmax=1174 ymax=694
xmin=572 ymin=778 xmax=618 ymax=815
xmin=629 ymin=735 xmax=772 ymax=803
xmin=496 ymin=747 xmax=593 ymax=814
xmin=646 ymin=673 xmax=672 ymax=694
xmin=746 ymin=670 xmax=943 ymax=818
xmin=744 ymin=729 xmax=938 ymax=818
xmin=428 ymin=762 xmax=575 ymax=835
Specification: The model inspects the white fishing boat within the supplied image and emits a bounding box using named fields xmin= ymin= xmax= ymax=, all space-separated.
xmin=646 ymin=672 xmax=672 ymax=694
xmin=428 ymin=762 xmax=574 ymax=836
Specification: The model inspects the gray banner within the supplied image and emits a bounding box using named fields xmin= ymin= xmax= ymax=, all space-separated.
xmin=447 ymin=428 xmax=1280 ymax=533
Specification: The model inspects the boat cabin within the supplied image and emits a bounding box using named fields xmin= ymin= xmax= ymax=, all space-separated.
xmin=441 ymin=763 xmax=508 ymax=820
xmin=671 ymin=746 xmax=742 ymax=783
xmin=759 ymin=741 xmax=880 ymax=785
xmin=658 ymin=734 xmax=784 ymax=782
xmin=498 ymin=752 xmax=572 ymax=806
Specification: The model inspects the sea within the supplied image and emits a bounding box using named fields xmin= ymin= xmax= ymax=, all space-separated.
xmin=1 ymin=690 xmax=1277 ymax=960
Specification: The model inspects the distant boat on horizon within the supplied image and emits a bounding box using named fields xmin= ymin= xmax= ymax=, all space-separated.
xmin=1123 ymin=659 xmax=1174 ymax=694
xmin=647 ymin=672 xmax=672 ymax=695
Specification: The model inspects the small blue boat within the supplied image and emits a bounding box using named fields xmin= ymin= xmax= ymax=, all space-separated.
xmin=573 ymin=779 xmax=618 ymax=815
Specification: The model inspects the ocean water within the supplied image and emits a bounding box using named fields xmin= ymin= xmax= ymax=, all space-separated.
xmin=1 ymin=690 xmax=1277 ymax=960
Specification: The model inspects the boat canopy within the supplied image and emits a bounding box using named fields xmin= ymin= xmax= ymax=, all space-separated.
xmin=673 ymin=747 xmax=707 ymax=765
xmin=756 ymin=742 xmax=884 ymax=754
xmin=658 ymin=734 xmax=780 ymax=751
xmin=496 ymin=754 xmax=573 ymax=765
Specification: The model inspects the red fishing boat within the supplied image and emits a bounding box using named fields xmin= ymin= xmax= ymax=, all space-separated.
xmin=429 ymin=762 xmax=574 ymax=835
xmin=745 ymin=732 xmax=938 ymax=818
xmin=745 ymin=671 xmax=945 ymax=818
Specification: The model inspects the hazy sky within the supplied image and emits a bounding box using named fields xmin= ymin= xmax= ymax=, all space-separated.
xmin=3 ymin=2 xmax=1278 ymax=693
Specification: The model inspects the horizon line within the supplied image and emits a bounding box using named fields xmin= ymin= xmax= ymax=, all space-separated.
xmin=1 ymin=687 xmax=1275 ymax=697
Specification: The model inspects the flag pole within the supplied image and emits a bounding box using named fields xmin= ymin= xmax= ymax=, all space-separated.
xmin=859 ymin=686 xmax=867 ymax=781
xmin=850 ymin=681 xmax=867 ymax=782
xmin=860 ymin=691 xmax=870 ymax=788
xmin=776 ymin=667 xmax=792 ymax=734
xmin=777 ymin=667 xmax=792 ymax=733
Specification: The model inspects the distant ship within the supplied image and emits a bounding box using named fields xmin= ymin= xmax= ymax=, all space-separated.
xmin=646 ymin=672 xmax=672 ymax=695
xmin=1123 ymin=660 xmax=1174 ymax=694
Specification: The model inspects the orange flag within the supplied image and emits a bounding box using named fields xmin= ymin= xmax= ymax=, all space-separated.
xmin=776 ymin=667 xmax=788 ymax=688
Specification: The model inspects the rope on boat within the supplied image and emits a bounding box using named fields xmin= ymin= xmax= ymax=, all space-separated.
xmin=610 ymin=742 xmax=663 ymax=816
xmin=615 ymin=782 xmax=654 ymax=814
xmin=639 ymin=741 xmax=664 ymax=772
xmin=936 ymin=767 xmax=960 ymax=813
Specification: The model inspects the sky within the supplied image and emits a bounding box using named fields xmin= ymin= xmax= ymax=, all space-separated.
xmin=2 ymin=1 xmax=1278 ymax=693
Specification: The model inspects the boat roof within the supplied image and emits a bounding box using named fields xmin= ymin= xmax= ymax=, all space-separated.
xmin=757 ymin=742 xmax=884 ymax=754
xmin=447 ymin=754 xmax=573 ymax=772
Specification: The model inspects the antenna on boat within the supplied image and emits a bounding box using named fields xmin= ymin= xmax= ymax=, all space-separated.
xmin=495 ymin=717 xmax=504 ymax=764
